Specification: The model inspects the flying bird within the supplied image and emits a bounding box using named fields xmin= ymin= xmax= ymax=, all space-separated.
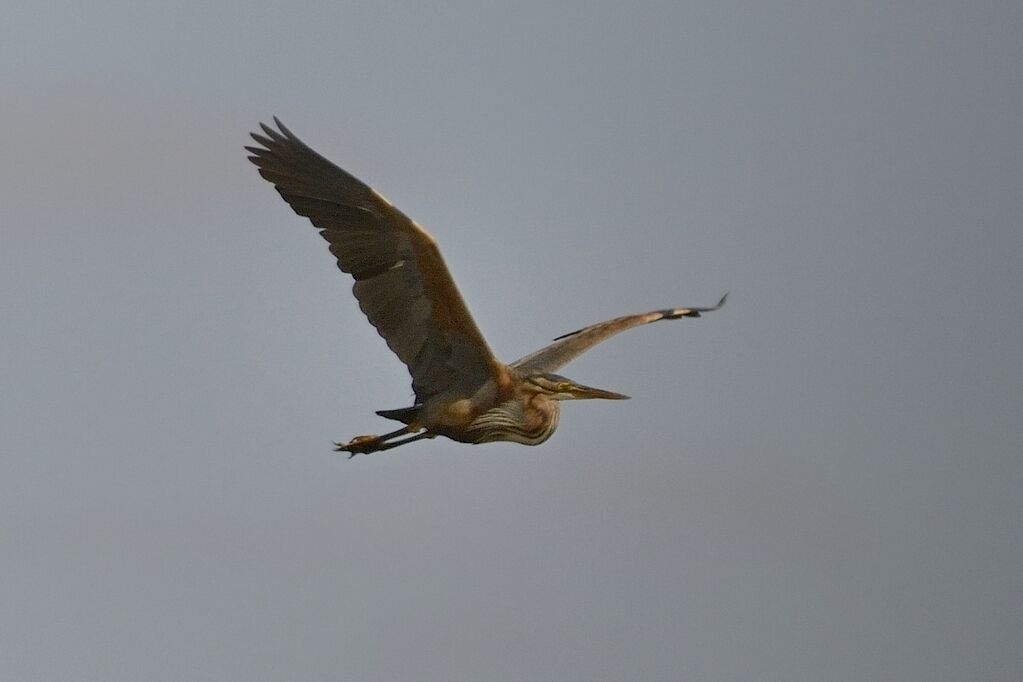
xmin=246 ymin=118 xmax=725 ymax=456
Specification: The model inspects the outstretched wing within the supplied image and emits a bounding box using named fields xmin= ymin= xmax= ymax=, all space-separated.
xmin=512 ymin=294 xmax=727 ymax=374
xmin=247 ymin=118 xmax=502 ymax=401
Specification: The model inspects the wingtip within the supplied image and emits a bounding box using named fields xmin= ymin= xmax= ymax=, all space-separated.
xmin=660 ymin=292 xmax=729 ymax=319
xmin=249 ymin=117 xmax=296 ymax=151
xmin=272 ymin=115 xmax=294 ymax=138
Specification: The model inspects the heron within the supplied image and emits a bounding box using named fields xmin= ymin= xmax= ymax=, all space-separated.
xmin=246 ymin=118 xmax=726 ymax=457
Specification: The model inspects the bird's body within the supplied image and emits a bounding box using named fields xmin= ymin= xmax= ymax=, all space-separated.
xmin=246 ymin=118 xmax=725 ymax=456
xmin=379 ymin=366 xmax=560 ymax=446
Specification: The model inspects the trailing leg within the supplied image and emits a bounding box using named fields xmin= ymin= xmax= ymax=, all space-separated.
xmin=334 ymin=426 xmax=432 ymax=458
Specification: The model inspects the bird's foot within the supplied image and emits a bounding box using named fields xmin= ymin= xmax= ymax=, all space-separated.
xmin=334 ymin=434 xmax=381 ymax=458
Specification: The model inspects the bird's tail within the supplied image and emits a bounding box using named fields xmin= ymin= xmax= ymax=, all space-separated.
xmin=376 ymin=406 xmax=420 ymax=424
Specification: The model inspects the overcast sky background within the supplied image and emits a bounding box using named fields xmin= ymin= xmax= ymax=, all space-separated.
xmin=3 ymin=2 xmax=1022 ymax=680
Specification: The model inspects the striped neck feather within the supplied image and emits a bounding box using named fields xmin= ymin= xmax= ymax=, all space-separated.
xmin=466 ymin=397 xmax=560 ymax=446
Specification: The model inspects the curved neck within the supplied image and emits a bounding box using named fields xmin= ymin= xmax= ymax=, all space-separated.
xmin=466 ymin=393 xmax=560 ymax=445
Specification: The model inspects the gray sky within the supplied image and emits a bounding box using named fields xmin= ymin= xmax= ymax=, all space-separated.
xmin=3 ymin=2 xmax=1021 ymax=680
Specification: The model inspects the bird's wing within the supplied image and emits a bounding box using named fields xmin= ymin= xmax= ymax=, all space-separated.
xmin=511 ymin=294 xmax=727 ymax=374
xmin=247 ymin=118 xmax=502 ymax=401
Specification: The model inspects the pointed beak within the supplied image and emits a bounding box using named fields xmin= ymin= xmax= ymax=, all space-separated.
xmin=564 ymin=382 xmax=631 ymax=401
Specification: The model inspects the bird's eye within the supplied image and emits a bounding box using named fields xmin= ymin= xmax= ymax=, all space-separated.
xmin=556 ymin=382 xmax=571 ymax=392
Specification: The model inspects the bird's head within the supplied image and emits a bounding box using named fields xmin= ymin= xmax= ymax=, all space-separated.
xmin=525 ymin=372 xmax=630 ymax=401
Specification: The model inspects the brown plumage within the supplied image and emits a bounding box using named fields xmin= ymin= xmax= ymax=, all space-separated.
xmin=247 ymin=118 xmax=725 ymax=456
